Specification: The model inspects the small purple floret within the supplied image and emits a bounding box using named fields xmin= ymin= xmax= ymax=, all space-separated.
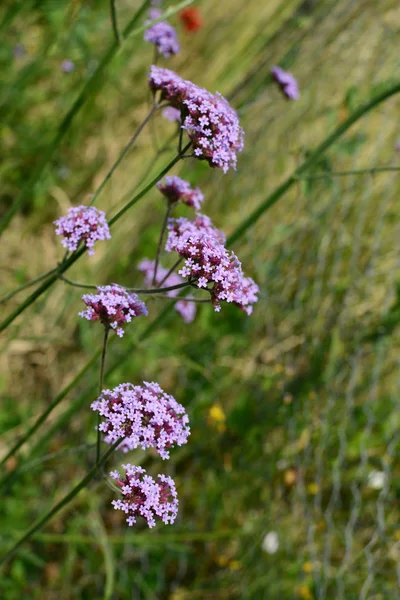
xmin=144 ymin=9 xmax=180 ymax=57
xmin=111 ymin=465 xmax=179 ymax=527
xmin=54 ymin=205 xmax=111 ymax=255
xmin=149 ymin=66 xmax=244 ymax=173
xmin=157 ymin=176 xmax=203 ymax=210
xmin=271 ymin=66 xmax=299 ymax=100
xmin=79 ymin=285 xmax=148 ymax=337
xmin=91 ymin=381 xmax=190 ymax=458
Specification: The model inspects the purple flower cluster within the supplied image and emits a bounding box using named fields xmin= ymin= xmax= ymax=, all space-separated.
xmin=271 ymin=66 xmax=299 ymax=100
xmin=111 ymin=465 xmax=178 ymax=527
xmin=144 ymin=9 xmax=180 ymax=57
xmin=165 ymin=215 xmax=259 ymax=314
xmin=149 ymin=66 xmax=244 ymax=173
xmin=92 ymin=381 xmax=190 ymax=458
xmin=79 ymin=284 xmax=148 ymax=337
xmin=54 ymin=205 xmax=111 ymax=256
xmin=138 ymin=258 xmax=196 ymax=323
xmin=157 ymin=176 xmax=203 ymax=210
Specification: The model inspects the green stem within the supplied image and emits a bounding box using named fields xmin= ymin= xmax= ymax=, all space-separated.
xmin=96 ymin=328 xmax=110 ymax=465
xmin=152 ymin=202 xmax=173 ymax=285
xmin=60 ymin=274 xmax=193 ymax=294
xmin=88 ymin=104 xmax=159 ymax=208
xmin=110 ymin=0 xmax=122 ymax=44
xmin=108 ymin=142 xmax=191 ymax=226
xmin=0 ymin=440 xmax=122 ymax=566
xmin=296 ymin=166 xmax=400 ymax=179
xmin=0 ymin=344 xmax=100 ymax=473
xmin=227 ymin=81 xmax=400 ymax=246
xmin=0 ymin=267 xmax=58 ymax=304
xmin=157 ymin=258 xmax=183 ymax=288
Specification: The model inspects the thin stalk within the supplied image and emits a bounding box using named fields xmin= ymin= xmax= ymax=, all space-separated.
xmin=227 ymin=81 xmax=400 ymax=246
xmin=17 ymin=444 xmax=95 ymax=475
xmin=153 ymin=202 xmax=173 ymax=285
xmin=110 ymin=0 xmax=122 ymax=44
xmin=0 ymin=439 xmax=122 ymax=566
xmin=97 ymin=327 xmax=110 ymax=465
xmin=0 ymin=267 xmax=58 ymax=304
xmin=59 ymin=274 xmax=192 ymax=294
xmin=108 ymin=142 xmax=191 ymax=226
xmin=296 ymin=166 xmax=400 ymax=179
xmin=0 ymin=343 xmax=101 ymax=472
xmin=0 ymin=143 xmax=191 ymax=333
xmin=88 ymin=104 xmax=159 ymax=208
xmin=157 ymin=258 xmax=183 ymax=288
xmin=178 ymin=123 xmax=184 ymax=154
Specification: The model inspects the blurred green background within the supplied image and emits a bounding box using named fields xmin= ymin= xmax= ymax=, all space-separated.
xmin=1 ymin=0 xmax=400 ymax=598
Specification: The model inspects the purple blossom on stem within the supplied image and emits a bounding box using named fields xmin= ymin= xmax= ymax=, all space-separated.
xmin=174 ymin=299 xmax=196 ymax=323
xmin=79 ymin=285 xmax=148 ymax=337
xmin=165 ymin=216 xmax=259 ymax=314
xmin=54 ymin=205 xmax=111 ymax=255
xmin=157 ymin=176 xmax=204 ymax=210
xmin=91 ymin=381 xmax=190 ymax=458
xmin=61 ymin=59 xmax=75 ymax=73
xmin=162 ymin=106 xmax=181 ymax=122
xmin=138 ymin=259 xmax=197 ymax=322
xmin=149 ymin=66 xmax=244 ymax=173
xmin=110 ymin=465 xmax=178 ymax=527
xmin=271 ymin=66 xmax=299 ymax=100
xmin=144 ymin=9 xmax=180 ymax=57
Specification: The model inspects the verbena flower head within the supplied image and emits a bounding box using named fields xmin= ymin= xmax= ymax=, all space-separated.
xmin=61 ymin=59 xmax=75 ymax=73
xmin=271 ymin=66 xmax=299 ymax=100
xmin=54 ymin=205 xmax=111 ymax=255
xmin=91 ymin=381 xmax=190 ymax=458
xmin=111 ymin=465 xmax=178 ymax=527
xmin=79 ymin=285 xmax=148 ymax=337
xmin=165 ymin=216 xmax=258 ymax=313
xmin=179 ymin=7 xmax=203 ymax=32
xmin=149 ymin=66 xmax=244 ymax=173
xmin=162 ymin=106 xmax=181 ymax=122
xmin=157 ymin=176 xmax=203 ymax=210
xmin=138 ymin=259 xmax=197 ymax=322
xmin=144 ymin=9 xmax=180 ymax=57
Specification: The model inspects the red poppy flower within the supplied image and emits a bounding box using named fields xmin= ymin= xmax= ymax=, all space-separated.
xmin=179 ymin=7 xmax=202 ymax=32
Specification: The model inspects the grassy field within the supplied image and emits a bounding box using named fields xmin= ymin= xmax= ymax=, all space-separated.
xmin=1 ymin=0 xmax=400 ymax=598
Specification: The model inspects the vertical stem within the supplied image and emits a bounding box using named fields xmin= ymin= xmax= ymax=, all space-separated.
xmin=0 ymin=440 xmax=122 ymax=566
xmin=178 ymin=122 xmax=183 ymax=154
xmin=157 ymin=257 xmax=183 ymax=288
xmin=88 ymin=103 xmax=159 ymax=207
xmin=96 ymin=327 xmax=110 ymax=465
xmin=110 ymin=0 xmax=121 ymax=44
xmin=0 ymin=267 xmax=58 ymax=304
xmin=152 ymin=202 xmax=173 ymax=285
